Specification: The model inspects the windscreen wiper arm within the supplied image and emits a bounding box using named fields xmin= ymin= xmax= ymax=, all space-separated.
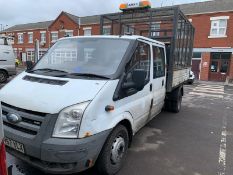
xmin=68 ymin=73 xmax=110 ymax=79
xmin=28 ymin=68 xmax=68 ymax=73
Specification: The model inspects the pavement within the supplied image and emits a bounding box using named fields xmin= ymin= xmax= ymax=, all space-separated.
xmin=1 ymin=77 xmax=233 ymax=175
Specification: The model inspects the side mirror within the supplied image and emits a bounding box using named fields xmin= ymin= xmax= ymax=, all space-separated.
xmin=26 ymin=61 xmax=33 ymax=70
xmin=122 ymin=69 xmax=147 ymax=91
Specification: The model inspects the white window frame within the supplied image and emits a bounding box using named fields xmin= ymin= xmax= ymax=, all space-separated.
xmin=83 ymin=27 xmax=92 ymax=36
xmin=65 ymin=30 xmax=73 ymax=37
xmin=209 ymin=16 xmax=229 ymax=38
xmin=51 ymin=31 xmax=58 ymax=43
xmin=40 ymin=31 xmax=46 ymax=43
xmin=28 ymin=32 xmax=33 ymax=43
xmin=151 ymin=22 xmax=161 ymax=37
xmin=17 ymin=33 xmax=24 ymax=44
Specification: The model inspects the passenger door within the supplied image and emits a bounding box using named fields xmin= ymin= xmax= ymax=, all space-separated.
xmin=118 ymin=41 xmax=153 ymax=132
xmin=150 ymin=45 xmax=166 ymax=119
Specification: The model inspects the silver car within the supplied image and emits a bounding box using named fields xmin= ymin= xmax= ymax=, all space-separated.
xmin=0 ymin=37 xmax=16 ymax=83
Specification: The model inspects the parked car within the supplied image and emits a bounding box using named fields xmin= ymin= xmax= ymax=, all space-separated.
xmin=0 ymin=37 xmax=16 ymax=83
xmin=0 ymin=6 xmax=194 ymax=175
xmin=187 ymin=70 xmax=195 ymax=84
xmin=0 ymin=104 xmax=7 ymax=175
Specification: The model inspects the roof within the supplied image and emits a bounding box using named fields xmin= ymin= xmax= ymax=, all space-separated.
xmin=3 ymin=21 xmax=53 ymax=32
xmin=179 ymin=0 xmax=233 ymax=15
xmin=58 ymin=35 xmax=165 ymax=46
xmin=2 ymin=0 xmax=233 ymax=32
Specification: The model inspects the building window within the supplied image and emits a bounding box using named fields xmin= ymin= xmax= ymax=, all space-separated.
xmin=209 ymin=16 xmax=229 ymax=38
xmin=65 ymin=30 xmax=73 ymax=37
xmin=83 ymin=27 xmax=92 ymax=36
xmin=40 ymin=31 xmax=46 ymax=43
xmin=192 ymin=52 xmax=202 ymax=59
xmin=51 ymin=32 xmax=58 ymax=42
xmin=27 ymin=51 xmax=34 ymax=61
xmin=18 ymin=33 xmax=24 ymax=44
xmin=28 ymin=32 xmax=33 ymax=43
xmin=103 ymin=26 xmax=111 ymax=35
xmin=151 ymin=22 xmax=161 ymax=37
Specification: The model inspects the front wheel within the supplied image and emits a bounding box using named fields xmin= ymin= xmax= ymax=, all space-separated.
xmin=96 ymin=125 xmax=129 ymax=175
xmin=0 ymin=70 xmax=8 ymax=83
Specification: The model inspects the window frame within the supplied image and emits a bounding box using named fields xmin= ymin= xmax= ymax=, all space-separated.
xmin=51 ymin=31 xmax=58 ymax=43
xmin=28 ymin=32 xmax=33 ymax=43
xmin=152 ymin=45 xmax=166 ymax=79
xmin=40 ymin=31 xmax=46 ymax=43
xmin=209 ymin=16 xmax=229 ymax=38
xmin=83 ymin=27 xmax=92 ymax=36
xmin=17 ymin=33 xmax=24 ymax=44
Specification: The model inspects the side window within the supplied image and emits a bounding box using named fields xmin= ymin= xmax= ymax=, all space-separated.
xmin=153 ymin=46 xmax=165 ymax=78
xmin=125 ymin=42 xmax=151 ymax=84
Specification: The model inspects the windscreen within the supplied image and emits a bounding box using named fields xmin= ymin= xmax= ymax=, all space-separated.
xmin=33 ymin=38 xmax=131 ymax=77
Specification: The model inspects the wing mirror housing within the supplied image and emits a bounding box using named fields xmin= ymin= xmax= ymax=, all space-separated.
xmin=122 ymin=69 xmax=147 ymax=91
xmin=26 ymin=61 xmax=33 ymax=71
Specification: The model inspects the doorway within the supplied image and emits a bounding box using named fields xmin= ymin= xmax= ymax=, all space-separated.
xmin=209 ymin=52 xmax=231 ymax=81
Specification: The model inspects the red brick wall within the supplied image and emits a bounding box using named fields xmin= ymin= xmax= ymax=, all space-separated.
xmin=188 ymin=11 xmax=233 ymax=48
xmin=200 ymin=52 xmax=211 ymax=81
xmin=49 ymin=13 xmax=79 ymax=38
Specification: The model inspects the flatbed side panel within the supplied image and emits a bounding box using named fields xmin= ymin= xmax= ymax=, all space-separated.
xmin=172 ymin=68 xmax=191 ymax=88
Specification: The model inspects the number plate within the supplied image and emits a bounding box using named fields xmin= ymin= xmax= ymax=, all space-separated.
xmin=4 ymin=137 xmax=25 ymax=154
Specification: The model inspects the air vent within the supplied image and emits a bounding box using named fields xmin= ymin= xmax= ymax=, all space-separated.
xmin=23 ymin=75 xmax=68 ymax=86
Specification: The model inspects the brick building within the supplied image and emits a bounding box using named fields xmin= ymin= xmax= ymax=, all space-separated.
xmin=1 ymin=0 xmax=233 ymax=82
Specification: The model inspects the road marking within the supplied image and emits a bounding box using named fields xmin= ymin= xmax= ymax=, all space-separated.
xmin=189 ymin=92 xmax=223 ymax=98
xmin=218 ymin=115 xmax=227 ymax=175
xmin=188 ymin=84 xmax=225 ymax=98
xmin=193 ymin=89 xmax=225 ymax=94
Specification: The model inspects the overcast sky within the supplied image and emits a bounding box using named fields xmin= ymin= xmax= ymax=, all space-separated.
xmin=0 ymin=0 xmax=210 ymax=29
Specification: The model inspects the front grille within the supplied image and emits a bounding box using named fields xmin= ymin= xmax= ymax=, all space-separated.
xmin=1 ymin=102 xmax=47 ymax=136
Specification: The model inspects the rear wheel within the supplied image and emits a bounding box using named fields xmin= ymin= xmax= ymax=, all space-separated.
xmin=165 ymin=86 xmax=183 ymax=113
xmin=96 ymin=125 xmax=129 ymax=175
xmin=0 ymin=70 xmax=7 ymax=83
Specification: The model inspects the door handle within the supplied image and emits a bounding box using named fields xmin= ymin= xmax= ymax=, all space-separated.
xmin=162 ymin=80 xmax=164 ymax=86
xmin=150 ymin=83 xmax=152 ymax=92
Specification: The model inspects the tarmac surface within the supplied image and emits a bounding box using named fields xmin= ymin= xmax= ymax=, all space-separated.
xmin=1 ymin=74 xmax=233 ymax=175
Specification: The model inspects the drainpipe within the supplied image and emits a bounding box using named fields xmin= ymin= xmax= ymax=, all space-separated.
xmin=78 ymin=17 xmax=81 ymax=36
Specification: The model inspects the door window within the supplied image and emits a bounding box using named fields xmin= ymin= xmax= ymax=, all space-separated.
xmin=125 ymin=41 xmax=151 ymax=84
xmin=153 ymin=46 xmax=165 ymax=78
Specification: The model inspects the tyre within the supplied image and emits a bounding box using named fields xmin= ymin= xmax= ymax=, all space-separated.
xmin=188 ymin=79 xmax=194 ymax=85
xmin=96 ymin=125 xmax=129 ymax=175
xmin=165 ymin=86 xmax=182 ymax=113
xmin=171 ymin=91 xmax=182 ymax=113
xmin=0 ymin=70 xmax=8 ymax=83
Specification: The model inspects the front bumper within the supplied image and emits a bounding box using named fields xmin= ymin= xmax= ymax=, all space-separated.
xmin=6 ymin=130 xmax=111 ymax=174
xmin=2 ymin=102 xmax=111 ymax=174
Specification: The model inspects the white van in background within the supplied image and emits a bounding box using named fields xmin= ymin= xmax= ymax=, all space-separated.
xmin=0 ymin=37 xmax=16 ymax=83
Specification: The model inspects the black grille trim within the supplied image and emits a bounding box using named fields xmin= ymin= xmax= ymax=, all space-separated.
xmin=4 ymin=121 xmax=37 ymax=135
xmin=23 ymin=75 xmax=68 ymax=86
xmin=1 ymin=102 xmax=47 ymax=117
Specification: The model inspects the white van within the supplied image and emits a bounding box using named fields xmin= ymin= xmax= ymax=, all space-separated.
xmin=0 ymin=103 xmax=7 ymax=175
xmin=0 ymin=6 xmax=194 ymax=175
xmin=0 ymin=37 xmax=16 ymax=83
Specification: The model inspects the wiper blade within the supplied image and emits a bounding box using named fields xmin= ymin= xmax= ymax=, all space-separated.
xmin=28 ymin=68 xmax=68 ymax=73
xmin=69 ymin=73 xmax=110 ymax=79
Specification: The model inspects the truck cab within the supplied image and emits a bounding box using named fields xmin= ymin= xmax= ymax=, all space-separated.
xmin=0 ymin=5 xmax=194 ymax=175
xmin=0 ymin=37 xmax=16 ymax=83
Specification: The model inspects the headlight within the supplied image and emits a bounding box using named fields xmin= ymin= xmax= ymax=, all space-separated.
xmin=53 ymin=101 xmax=90 ymax=138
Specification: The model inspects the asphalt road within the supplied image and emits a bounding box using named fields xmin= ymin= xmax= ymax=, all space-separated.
xmin=2 ymin=78 xmax=233 ymax=175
